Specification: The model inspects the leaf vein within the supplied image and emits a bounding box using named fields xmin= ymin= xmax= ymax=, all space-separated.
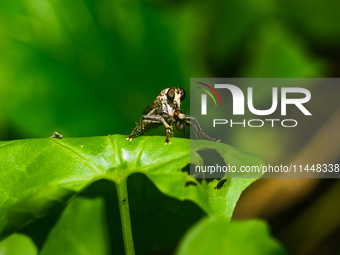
xmin=134 ymin=136 xmax=154 ymax=169
xmin=0 ymin=140 xmax=20 ymax=149
xmin=49 ymin=139 xmax=101 ymax=174
xmin=109 ymin=136 xmax=121 ymax=166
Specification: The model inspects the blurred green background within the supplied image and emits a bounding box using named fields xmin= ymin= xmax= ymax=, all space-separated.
xmin=0 ymin=0 xmax=340 ymax=254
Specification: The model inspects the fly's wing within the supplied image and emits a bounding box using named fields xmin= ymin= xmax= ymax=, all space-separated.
xmin=143 ymin=88 xmax=167 ymax=115
xmin=143 ymin=98 xmax=158 ymax=115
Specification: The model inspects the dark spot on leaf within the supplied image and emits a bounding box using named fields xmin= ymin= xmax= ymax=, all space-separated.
xmin=185 ymin=181 xmax=197 ymax=187
xmin=181 ymin=164 xmax=190 ymax=175
xmin=215 ymin=179 xmax=227 ymax=190
xmin=197 ymin=149 xmax=226 ymax=180
xmin=195 ymin=175 xmax=203 ymax=184
xmin=122 ymin=198 xmax=126 ymax=202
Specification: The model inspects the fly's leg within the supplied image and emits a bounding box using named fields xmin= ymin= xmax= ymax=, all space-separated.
xmin=185 ymin=116 xmax=220 ymax=142
xmin=185 ymin=120 xmax=202 ymax=139
xmin=165 ymin=128 xmax=172 ymax=145
xmin=127 ymin=123 xmax=142 ymax=140
xmin=127 ymin=115 xmax=172 ymax=144
xmin=126 ymin=120 xmax=157 ymax=140
xmin=143 ymin=116 xmax=172 ymax=143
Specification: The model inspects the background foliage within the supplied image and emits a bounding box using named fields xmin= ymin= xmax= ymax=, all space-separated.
xmin=0 ymin=0 xmax=340 ymax=254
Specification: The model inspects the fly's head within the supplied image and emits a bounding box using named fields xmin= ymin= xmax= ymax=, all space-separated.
xmin=158 ymin=87 xmax=186 ymax=116
xmin=143 ymin=87 xmax=186 ymax=116
xmin=166 ymin=87 xmax=186 ymax=109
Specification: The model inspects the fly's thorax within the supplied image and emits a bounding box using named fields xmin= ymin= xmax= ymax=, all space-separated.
xmin=158 ymin=96 xmax=170 ymax=114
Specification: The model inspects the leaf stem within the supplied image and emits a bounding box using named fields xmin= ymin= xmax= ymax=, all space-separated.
xmin=116 ymin=177 xmax=135 ymax=255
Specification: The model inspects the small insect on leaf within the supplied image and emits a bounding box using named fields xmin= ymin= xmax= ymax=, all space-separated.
xmin=126 ymin=88 xmax=220 ymax=144
xmin=51 ymin=132 xmax=63 ymax=139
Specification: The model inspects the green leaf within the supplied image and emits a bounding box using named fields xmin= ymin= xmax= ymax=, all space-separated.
xmin=0 ymin=233 xmax=37 ymax=255
xmin=0 ymin=135 xmax=263 ymax=241
xmin=176 ymin=216 xmax=288 ymax=255
xmin=39 ymin=197 xmax=110 ymax=255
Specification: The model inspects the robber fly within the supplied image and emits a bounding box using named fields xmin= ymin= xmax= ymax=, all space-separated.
xmin=126 ymin=87 xmax=220 ymax=144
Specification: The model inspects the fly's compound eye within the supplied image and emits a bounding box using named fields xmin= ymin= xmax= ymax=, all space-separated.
xmin=167 ymin=88 xmax=175 ymax=101
xmin=180 ymin=88 xmax=186 ymax=101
